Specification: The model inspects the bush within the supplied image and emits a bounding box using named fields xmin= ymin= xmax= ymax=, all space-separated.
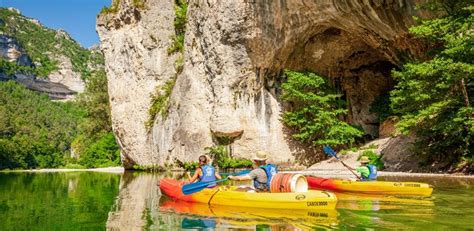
xmin=204 ymin=145 xmax=253 ymax=170
xmin=146 ymin=78 xmax=176 ymax=129
xmin=100 ymin=0 xmax=120 ymax=14
xmin=167 ymin=0 xmax=187 ymax=55
xmin=78 ymin=133 xmax=120 ymax=168
xmin=359 ymin=150 xmax=384 ymax=170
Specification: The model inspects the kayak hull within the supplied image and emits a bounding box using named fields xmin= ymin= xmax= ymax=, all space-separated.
xmin=159 ymin=178 xmax=337 ymax=210
xmin=307 ymin=177 xmax=433 ymax=196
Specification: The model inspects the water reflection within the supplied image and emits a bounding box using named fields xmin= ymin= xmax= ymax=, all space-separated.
xmin=108 ymin=172 xmax=467 ymax=230
xmin=159 ymin=197 xmax=338 ymax=230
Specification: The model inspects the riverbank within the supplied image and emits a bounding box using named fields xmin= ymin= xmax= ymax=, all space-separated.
xmin=0 ymin=166 xmax=125 ymax=174
xmin=285 ymin=169 xmax=474 ymax=179
xmin=2 ymin=166 xmax=473 ymax=179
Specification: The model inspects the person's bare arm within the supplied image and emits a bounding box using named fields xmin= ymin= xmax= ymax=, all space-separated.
xmin=228 ymin=174 xmax=252 ymax=181
xmin=215 ymin=172 xmax=222 ymax=180
xmin=189 ymin=168 xmax=202 ymax=183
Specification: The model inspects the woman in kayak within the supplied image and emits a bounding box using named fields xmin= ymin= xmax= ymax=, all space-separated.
xmin=188 ymin=155 xmax=222 ymax=187
xmin=343 ymin=156 xmax=377 ymax=181
xmin=228 ymin=151 xmax=278 ymax=192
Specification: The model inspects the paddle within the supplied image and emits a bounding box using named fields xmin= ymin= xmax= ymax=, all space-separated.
xmin=182 ymin=170 xmax=251 ymax=195
xmin=323 ymin=146 xmax=361 ymax=180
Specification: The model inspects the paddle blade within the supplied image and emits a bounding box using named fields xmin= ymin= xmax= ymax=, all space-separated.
xmin=181 ymin=169 xmax=250 ymax=195
xmin=182 ymin=178 xmax=228 ymax=195
xmin=323 ymin=146 xmax=338 ymax=159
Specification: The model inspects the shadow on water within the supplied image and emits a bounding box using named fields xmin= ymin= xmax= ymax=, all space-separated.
xmin=1 ymin=171 xmax=474 ymax=230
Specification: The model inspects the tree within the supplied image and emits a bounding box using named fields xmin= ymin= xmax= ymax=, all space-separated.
xmin=72 ymin=70 xmax=120 ymax=168
xmin=281 ymin=70 xmax=363 ymax=149
xmin=390 ymin=1 xmax=473 ymax=166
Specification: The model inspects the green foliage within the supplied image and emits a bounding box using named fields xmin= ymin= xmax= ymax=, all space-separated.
xmin=133 ymin=0 xmax=146 ymax=9
xmin=390 ymin=2 xmax=473 ymax=165
xmin=100 ymin=0 xmax=120 ymax=14
xmin=370 ymin=93 xmax=393 ymax=122
xmin=75 ymin=70 xmax=112 ymax=135
xmin=0 ymin=8 xmax=102 ymax=79
xmin=359 ymin=150 xmax=385 ymax=170
xmin=167 ymin=33 xmax=185 ymax=55
xmin=0 ymin=81 xmax=85 ymax=170
xmin=204 ymin=145 xmax=253 ymax=170
xmin=281 ymin=70 xmax=364 ymax=149
xmin=174 ymin=53 xmax=184 ymax=73
xmin=174 ymin=0 xmax=187 ymax=36
xmin=72 ymin=70 xmax=120 ymax=168
xmin=183 ymin=162 xmax=199 ymax=171
xmin=0 ymin=58 xmax=35 ymax=76
xmin=168 ymin=0 xmax=187 ymax=55
xmin=77 ymin=133 xmax=120 ymax=168
xmin=63 ymin=163 xmax=87 ymax=169
xmin=146 ymin=78 xmax=176 ymax=129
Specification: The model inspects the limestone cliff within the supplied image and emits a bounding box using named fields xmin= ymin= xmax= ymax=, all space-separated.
xmin=97 ymin=0 xmax=427 ymax=168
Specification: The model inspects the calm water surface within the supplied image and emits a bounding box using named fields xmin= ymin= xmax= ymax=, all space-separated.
xmin=1 ymin=171 xmax=473 ymax=230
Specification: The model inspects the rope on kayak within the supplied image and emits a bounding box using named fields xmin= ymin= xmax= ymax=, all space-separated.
xmin=207 ymin=188 xmax=220 ymax=205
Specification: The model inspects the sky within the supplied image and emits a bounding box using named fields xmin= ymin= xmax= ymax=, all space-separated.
xmin=0 ymin=0 xmax=112 ymax=48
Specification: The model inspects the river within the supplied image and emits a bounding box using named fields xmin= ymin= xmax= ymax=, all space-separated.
xmin=0 ymin=171 xmax=473 ymax=230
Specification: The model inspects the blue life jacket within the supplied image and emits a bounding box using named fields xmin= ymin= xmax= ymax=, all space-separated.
xmin=253 ymin=164 xmax=278 ymax=190
xmin=362 ymin=164 xmax=377 ymax=181
xmin=199 ymin=165 xmax=217 ymax=188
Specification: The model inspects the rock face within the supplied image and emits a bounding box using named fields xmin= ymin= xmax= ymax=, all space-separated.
xmin=97 ymin=0 xmax=427 ymax=168
xmin=0 ymin=35 xmax=32 ymax=66
xmin=0 ymin=8 xmax=97 ymax=99
xmin=0 ymin=34 xmax=76 ymax=99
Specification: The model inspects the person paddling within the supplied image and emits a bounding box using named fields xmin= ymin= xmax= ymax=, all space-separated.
xmin=342 ymin=156 xmax=377 ymax=181
xmin=228 ymin=151 xmax=277 ymax=192
xmin=188 ymin=155 xmax=222 ymax=188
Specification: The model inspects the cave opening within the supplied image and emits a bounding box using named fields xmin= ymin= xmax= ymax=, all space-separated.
xmin=278 ymin=27 xmax=398 ymax=138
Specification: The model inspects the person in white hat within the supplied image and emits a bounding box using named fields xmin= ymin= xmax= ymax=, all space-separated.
xmin=343 ymin=156 xmax=378 ymax=181
xmin=228 ymin=151 xmax=278 ymax=192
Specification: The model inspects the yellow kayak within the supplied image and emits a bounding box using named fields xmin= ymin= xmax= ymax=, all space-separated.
xmin=159 ymin=178 xmax=337 ymax=210
xmin=308 ymin=177 xmax=433 ymax=196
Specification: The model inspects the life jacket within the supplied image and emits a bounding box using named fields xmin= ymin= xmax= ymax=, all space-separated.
xmin=253 ymin=164 xmax=278 ymax=190
xmin=361 ymin=164 xmax=377 ymax=181
xmin=199 ymin=165 xmax=217 ymax=188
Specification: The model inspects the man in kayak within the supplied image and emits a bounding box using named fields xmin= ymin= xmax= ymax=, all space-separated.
xmin=188 ymin=155 xmax=222 ymax=187
xmin=343 ymin=156 xmax=377 ymax=181
xmin=228 ymin=151 xmax=278 ymax=192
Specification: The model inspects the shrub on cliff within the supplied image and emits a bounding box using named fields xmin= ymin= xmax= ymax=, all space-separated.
xmin=281 ymin=70 xmax=364 ymax=150
xmin=390 ymin=1 xmax=473 ymax=168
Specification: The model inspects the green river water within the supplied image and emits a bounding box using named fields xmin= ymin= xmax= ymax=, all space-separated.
xmin=0 ymin=171 xmax=473 ymax=230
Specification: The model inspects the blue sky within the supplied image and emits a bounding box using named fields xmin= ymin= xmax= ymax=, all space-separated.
xmin=0 ymin=0 xmax=111 ymax=48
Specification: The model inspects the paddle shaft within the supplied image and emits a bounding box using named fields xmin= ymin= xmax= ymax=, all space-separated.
xmin=324 ymin=146 xmax=361 ymax=180
xmin=339 ymin=159 xmax=362 ymax=180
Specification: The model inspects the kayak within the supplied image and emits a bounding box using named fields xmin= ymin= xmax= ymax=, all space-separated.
xmin=307 ymin=177 xmax=433 ymax=196
xmin=159 ymin=198 xmax=338 ymax=229
xmin=159 ymin=178 xmax=337 ymax=210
